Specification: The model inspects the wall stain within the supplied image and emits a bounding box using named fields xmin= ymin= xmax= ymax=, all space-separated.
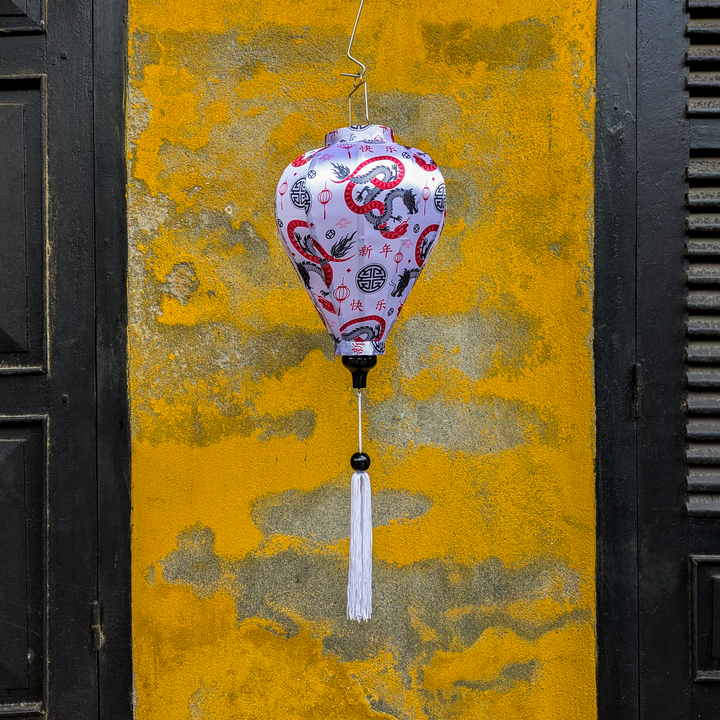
xmin=162 ymin=261 xmax=200 ymax=304
xmin=159 ymin=523 xmax=589 ymax=715
xmin=454 ymin=659 xmax=539 ymax=693
xmin=422 ymin=19 xmax=556 ymax=71
xmin=251 ymin=484 xmax=433 ymax=542
xmin=257 ymin=408 xmax=316 ymax=442
xmin=370 ymin=394 xmax=548 ymax=455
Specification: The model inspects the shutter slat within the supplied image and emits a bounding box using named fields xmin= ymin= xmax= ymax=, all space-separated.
xmin=687 ymin=264 xmax=720 ymax=283
xmin=688 ymin=189 xmax=720 ymax=207
xmin=686 ymin=443 xmax=720 ymax=463
xmin=688 ymin=99 xmax=720 ymax=116
xmin=687 ymin=418 xmax=720 ymax=437
xmin=688 ymin=316 xmax=720 ymax=335
xmin=689 ymin=0 xmax=720 ymax=9
xmin=687 ymin=214 xmax=720 ymax=232
xmin=688 ymin=468 xmax=720 ymax=490
xmin=687 ymin=368 xmax=720 ymax=387
xmin=688 ymin=393 xmax=720 ymax=412
xmin=687 ymin=20 xmax=720 ymax=35
xmin=688 ymin=159 xmax=720 ymax=180
xmin=686 ymin=341 xmax=720 ymax=361
xmin=688 ymin=290 xmax=720 ymax=309
xmin=686 ymin=494 xmax=720 ymax=515
xmin=687 ymin=46 xmax=720 ymax=62
xmin=687 ymin=71 xmax=720 ymax=89
xmin=686 ymin=240 xmax=720 ymax=255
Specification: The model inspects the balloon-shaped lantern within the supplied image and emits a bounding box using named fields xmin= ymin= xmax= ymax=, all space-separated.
xmin=274 ymin=125 xmax=446 ymax=359
xmin=273 ymin=1 xmax=447 ymax=622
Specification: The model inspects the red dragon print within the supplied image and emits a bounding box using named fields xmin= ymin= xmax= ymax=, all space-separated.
xmin=331 ymin=156 xmax=418 ymax=240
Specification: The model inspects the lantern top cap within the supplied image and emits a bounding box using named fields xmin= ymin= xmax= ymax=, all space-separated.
xmin=325 ymin=124 xmax=395 ymax=147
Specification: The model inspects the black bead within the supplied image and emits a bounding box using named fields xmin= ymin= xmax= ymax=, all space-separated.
xmin=351 ymin=452 xmax=371 ymax=471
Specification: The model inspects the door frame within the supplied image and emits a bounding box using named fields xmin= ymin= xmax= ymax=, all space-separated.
xmin=93 ymin=0 xmax=132 ymax=718
xmin=594 ymin=0 xmax=640 ymax=717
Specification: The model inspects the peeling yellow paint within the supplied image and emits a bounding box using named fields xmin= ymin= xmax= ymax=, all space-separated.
xmin=128 ymin=0 xmax=597 ymax=717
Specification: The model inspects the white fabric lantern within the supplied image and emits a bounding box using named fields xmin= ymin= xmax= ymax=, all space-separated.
xmin=274 ymin=124 xmax=446 ymax=357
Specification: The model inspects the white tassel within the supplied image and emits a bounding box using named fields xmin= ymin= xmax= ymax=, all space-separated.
xmin=347 ymin=471 xmax=372 ymax=620
xmin=347 ymin=391 xmax=372 ymax=621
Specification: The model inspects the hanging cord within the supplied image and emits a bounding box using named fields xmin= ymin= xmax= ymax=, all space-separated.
xmin=341 ymin=0 xmax=370 ymax=125
xmin=347 ymin=388 xmax=372 ymax=621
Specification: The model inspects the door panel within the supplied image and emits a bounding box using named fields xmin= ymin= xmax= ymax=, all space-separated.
xmin=0 ymin=421 xmax=44 ymax=702
xmin=0 ymin=439 xmax=29 ymax=689
xmin=0 ymin=77 xmax=45 ymax=370
xmin=0 ymin=0 xmax=42 ymax=32
xmin=0 ymin=105 xmax=29 ymax=354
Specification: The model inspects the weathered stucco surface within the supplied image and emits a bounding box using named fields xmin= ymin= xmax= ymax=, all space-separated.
xmin=128 ymin=0 xmax=596 ymax=717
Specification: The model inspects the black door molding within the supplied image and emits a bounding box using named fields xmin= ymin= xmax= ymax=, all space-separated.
xmin=594 ymin=0 xmax=639 ymax=716
xmin=93 ymin=1 xmax=132 ymax=718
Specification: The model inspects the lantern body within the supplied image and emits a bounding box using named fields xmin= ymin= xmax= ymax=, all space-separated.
xmin=275 ymin=125 xmax=446 ymax=356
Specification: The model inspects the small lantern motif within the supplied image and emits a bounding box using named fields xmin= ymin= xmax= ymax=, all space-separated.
xmin=333 ymin=279 xmax=351 ymax=313
xmin=274 ymin=124 xmax=446 ymax=358
xmin=317 ymin=183 xmax=333 ymax=220
xmin=421 ymin=184 xmax=431 ymax=215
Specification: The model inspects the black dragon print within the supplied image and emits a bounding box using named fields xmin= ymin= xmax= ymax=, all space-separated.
xmin=390 ymin=268 xmax=421 ymax=298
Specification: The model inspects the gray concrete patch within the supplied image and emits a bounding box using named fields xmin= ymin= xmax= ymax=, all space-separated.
xmin=251 ymin=483 xmax=432 ymax=542
xmin=257 ymin=408 xmax=316 ymax=442
xmin=369 ymin=394 xmax=547 ymax=455
xmin=159 ymin=524 xmax=588 ymax=713
xmin=454 ymin=659 xmax=539 ymax=693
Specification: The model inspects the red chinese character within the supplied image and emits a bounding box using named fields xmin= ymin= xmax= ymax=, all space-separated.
xmin=359 ymin=244 xmax=372 ymax=258
xmin=359 ymin=144 xmax=373 ymax=152
xmin=375 ymin=299 xmax=386 ymax=311
xmin=350 ymin=299 xmax=364 ymax=311
xmin=352 ymin=340 xmax=364 ymax=355
xmin=385 ymin=146 xmax=395 ymax=153
xmin=381 ymin=244 xmax=392 ymax=257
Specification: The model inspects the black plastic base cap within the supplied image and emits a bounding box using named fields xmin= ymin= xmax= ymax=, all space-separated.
xmin=351 ymin=452 xmax=371 ymax=472
xmin=342 ymin=355 xmax=378 ymax=389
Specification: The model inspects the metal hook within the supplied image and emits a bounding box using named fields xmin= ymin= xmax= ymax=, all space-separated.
xmin=340 ymin=0 xmax=370 ymax=126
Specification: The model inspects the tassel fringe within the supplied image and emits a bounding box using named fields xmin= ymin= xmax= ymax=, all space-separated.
xmin=347 ymin=470 xmax=372 ymax=621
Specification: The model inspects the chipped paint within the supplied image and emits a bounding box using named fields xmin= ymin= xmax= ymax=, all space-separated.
xmin=128 ymin=0 xmax=597 ymax=717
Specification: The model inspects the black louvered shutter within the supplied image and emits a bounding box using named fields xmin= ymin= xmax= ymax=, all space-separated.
xmin=635 ymin=0 xmax=720 ymax=715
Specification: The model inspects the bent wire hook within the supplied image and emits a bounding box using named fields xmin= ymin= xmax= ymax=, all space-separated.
xmin=340 ymin=0 xmax=370 ymax=126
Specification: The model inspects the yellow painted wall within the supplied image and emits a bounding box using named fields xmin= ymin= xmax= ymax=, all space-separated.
xmin=127 ymin=0 xmax=596 ymax=718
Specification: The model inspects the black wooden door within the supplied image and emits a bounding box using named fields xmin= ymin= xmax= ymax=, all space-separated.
xmin=598 ymin=0 xmax=720 ymax=717
xmin=0 ymin=1 xmax=130 ymax=718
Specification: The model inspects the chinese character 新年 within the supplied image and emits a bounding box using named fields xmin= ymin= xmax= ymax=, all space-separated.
xmin=381 ymin=244 xmax=392 ymax=257
xmin=359 ymin=244 xmax=372 ymax=258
